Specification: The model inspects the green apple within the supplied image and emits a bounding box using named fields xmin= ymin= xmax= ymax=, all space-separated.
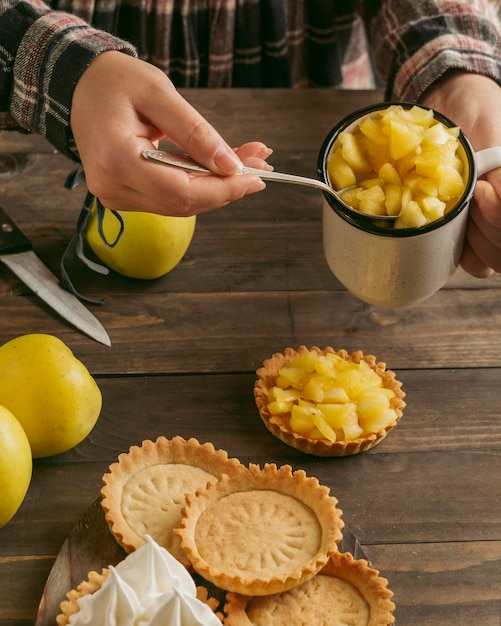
xmin=0 ymin=405 xmax=32 ymax=527
xmin=86 ymin=200 xmax=196 ymax=279
xmin=0 ymin=334 xmax=102 ymax=458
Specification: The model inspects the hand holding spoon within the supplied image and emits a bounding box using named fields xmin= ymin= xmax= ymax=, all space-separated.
xmin=141 ymin=149 xmax=398 ymax=222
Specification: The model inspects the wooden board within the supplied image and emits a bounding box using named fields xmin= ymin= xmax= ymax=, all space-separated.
xmin=34 ymin=498 xmax=366 ymax=626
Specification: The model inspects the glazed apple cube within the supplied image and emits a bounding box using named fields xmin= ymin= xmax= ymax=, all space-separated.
xmin=339 ymin=132 xmax=372 ymax=174
xmin=341 ymin=404 xmax=364 ymax=440
xmin=327 ymin=149 xmax=357 ymax=190
xmin=322 ymin=384 xmax=350 ymax=403
xmin=267 ymin=399 xmax=293 ymax=415
xmin=422 ymin=123 xmax=457 ymax=146
xmin=289 ymin=405 xmax=315 ymax=435
xmin=277 ymin=366 xmax=309 ymax=389
xmin=314 ymin=355 xmax=338 ymax=377
xmin=396 ymin=153 xmax=417 ymax=180
xmin=361 ymin=408 xmax=397 ymax=435
xmin=360 ymin=136 xmax=392 ymax=172
xmin=340 ymin=187 xmax=360 ymax=209
xmin=400 ymin=187 xmax=413 ymax=211
xmin=311 ymin=412 xmax=337 ymax=442
xmin=287 ymin=350 xmax=319 ymax=373
xmin=359 ymin=116 xmax=389 ymax=145
xmin=335 ymin=368 xmax=364 ymax=396
xmin=420 ymin=196 xmax=446 ymax=222
xmin=389 ymin=118 xmax=423 ymax=159
xmin=357 ymin=389 xmax=391 ymax=421
xmin=321 ymin=402 xmax=358 ymax=430
xmin=436 ymin=164 xmax=465 ymax=200
xmin=357 ymin=185 xmax=386 ymax=216
xmin=400 ymin=105 xmax=435 ymax=127
xmin=395 ymin=200 xmax=427 ymax=229
xmin=385 ymin=184 xmax=403 ymax=216
xmin=358 ymin=360 xmax=384 ymax=387
xmin=302 ymin=375 xmax=349 ymax=403
xmin=415 ymin=177 xmax=439 ymax=197
xmin=378 ymin=162 xmax=402 ymax=185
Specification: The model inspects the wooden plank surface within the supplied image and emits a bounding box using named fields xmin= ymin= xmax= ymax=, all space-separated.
xmin=0 ymin=89 xmax=500 ymax=625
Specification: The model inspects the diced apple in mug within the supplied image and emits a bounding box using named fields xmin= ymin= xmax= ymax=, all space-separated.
xmin=327 ymin=149 xmax=357 ymax=190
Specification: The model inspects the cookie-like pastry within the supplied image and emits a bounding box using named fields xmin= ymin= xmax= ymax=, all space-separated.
xmin=224 ymin=550 xmax=395 ymax=625
xmin=101 ymin=436 xmax=242 ymax=564
xmin=176 ymin=462 xmax=344 ymax=596
xmin=254 ymin=345 xmax=405 ymax=456
xmin=57 ymin=569 xmax=109 ymax=626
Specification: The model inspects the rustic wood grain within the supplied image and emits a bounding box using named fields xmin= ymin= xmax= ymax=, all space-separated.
xmin=0 ymin=90 xmax=500 ymax=626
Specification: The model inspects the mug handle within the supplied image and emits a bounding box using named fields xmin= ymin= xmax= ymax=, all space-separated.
xmin=475 ymin=147 xmax=501 ymax=177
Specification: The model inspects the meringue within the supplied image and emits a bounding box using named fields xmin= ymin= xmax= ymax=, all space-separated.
xmin=69 ymin=535 xmax=220 ymax=626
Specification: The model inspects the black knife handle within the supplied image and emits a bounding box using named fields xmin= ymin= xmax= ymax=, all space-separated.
xmin=0 ymin=206 xmax=33 ymax=254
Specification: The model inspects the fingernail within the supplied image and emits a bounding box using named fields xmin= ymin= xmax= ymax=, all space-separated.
xmin=214 ymin=147 xmax=243 ymax=173
xmin=246 ymin=178 xmax=266 ymax=194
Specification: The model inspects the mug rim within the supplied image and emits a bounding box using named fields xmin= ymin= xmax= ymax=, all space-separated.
xmin=317 ymin=101 xmax=477 ymax=237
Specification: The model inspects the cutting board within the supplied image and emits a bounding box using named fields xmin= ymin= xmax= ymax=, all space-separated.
xmin=35 ymin=497 xmax=367 ymax=625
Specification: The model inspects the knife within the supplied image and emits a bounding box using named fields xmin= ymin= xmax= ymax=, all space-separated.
xmin=0 ymin=206 xmax=111 ymax=346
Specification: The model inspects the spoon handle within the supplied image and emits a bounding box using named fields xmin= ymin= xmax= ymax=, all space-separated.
xmin=141 ymin=149 xmax=396 ymax=222
xmin=142 ymin=150 xmax=332 ymax=193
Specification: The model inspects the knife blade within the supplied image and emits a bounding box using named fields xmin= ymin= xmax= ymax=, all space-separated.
xmin=0 ymin=206 xmax=111 ymax=346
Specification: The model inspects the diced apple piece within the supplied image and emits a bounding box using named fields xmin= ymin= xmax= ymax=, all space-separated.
xmin=357 ymin=185 xmax=386 ymax=216
xmin=379 ymin=162 xmax=402 ymax=185
xmin=389 ymin=118 xmax=423 ymax=159
xmin=385 ymin=184 xmax=403 ymax=216
xmin=321 ymin=402 xmax=358 ymax=430
xmin=359 ymin=116 xmax=388 ymax=145
xmin=361 ymin=408 xmax=397 ymax=435
xmin=277 ymin=366 xmax=309 ymax=389
xmin=340 ymin=187 xmax=360 ymax=209
xmin=289 ymin=407 xmax=314 ymax=435
xmin=339 ymin=132 xmax=372 ymax=174
xmin=357 ymin=390 xmax=391 ymax=421
xmin=288 ymin=350 xmax=319 ymax=373
xmin=327 ymin=149 xmax=357 ymax=190
xmin=436 ymin=164 xmax=465 ymax=200
xmin=312 ymin=412 xmax=337 ymax=442
xmin=395 ymin=200 xmax=427 ymax=229
xmin=420 ymin=196 xmax=446 ymax=222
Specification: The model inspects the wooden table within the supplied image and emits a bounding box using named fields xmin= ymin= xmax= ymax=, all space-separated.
xmin=0 ymin=89 xmax=500 ymax=625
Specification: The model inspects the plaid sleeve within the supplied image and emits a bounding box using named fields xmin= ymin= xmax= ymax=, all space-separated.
xmin=363 ymin=0 xmax=501 ymax=101
xmin=0 ymin=0 xmax=136 ymax=161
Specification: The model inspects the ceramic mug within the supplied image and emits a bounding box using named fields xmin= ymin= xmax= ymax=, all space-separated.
xmin=318 ymin=102 xmax=501 ymax=308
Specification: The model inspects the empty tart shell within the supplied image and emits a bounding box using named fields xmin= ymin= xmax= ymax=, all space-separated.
xmin=176 ymin=462 xmax=344 ymax=596
xmin=101 ymin=436 xmax=242 ymax=565
xmin=254 ymin=345 xmax=405 ymax=457
xmin=223 ymin=550 xmax=395 ymax=625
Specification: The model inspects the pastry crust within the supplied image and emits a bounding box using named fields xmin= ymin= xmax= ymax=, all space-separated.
xmin=223 ymin=551 xmax=395 ymax=625
xmin=56 ymin=569 xmax=110 ymax=626
xmin=176 ymin=462 xmax=344 ymax=596
xmin=254 ymin=345 xmax=405 ymax=456
xmin=101 ymin=436 xmax=242 ymax=564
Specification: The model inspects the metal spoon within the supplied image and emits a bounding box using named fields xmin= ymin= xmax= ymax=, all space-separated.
xmin=141 ymin=149 xmax=398 ymax=222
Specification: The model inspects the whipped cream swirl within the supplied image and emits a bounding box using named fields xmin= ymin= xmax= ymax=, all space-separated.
xmin=69 ymin=535 xmax=221 ymax=626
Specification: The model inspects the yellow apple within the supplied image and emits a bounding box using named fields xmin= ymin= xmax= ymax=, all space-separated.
xmin=85 ymin=200 xmax=196 ymax=279
xmin=0 ymin=334 xmax=102 ymax=458
xmin=0 ymin=405 xmax=32 ymax=528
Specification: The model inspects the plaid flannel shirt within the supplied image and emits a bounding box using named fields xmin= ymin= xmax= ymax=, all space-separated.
xmin=1 ymin=0 xmax=501 ymax=162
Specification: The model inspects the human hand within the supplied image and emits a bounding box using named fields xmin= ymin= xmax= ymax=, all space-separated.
xmin=421 ymin=71 xmax=501 ymax=278
xmin=70 ymin=51 xmax=270 ymax=217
